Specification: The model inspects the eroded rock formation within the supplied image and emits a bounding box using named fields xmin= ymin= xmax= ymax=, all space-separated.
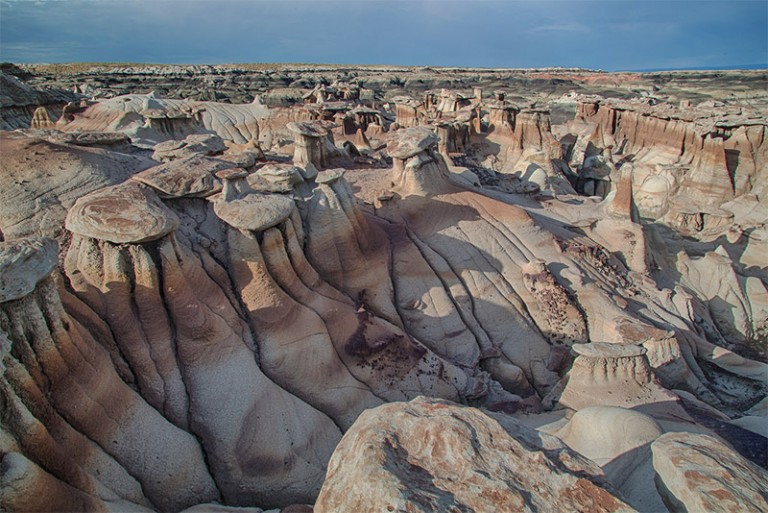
xmin=315 ymin=397 xmax=635 ymax=513
xmin=0 ymin=65 xmax=766 ymax=512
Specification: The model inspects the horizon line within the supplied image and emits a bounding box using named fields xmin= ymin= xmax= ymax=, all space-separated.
xmin=6 ymin=61 xmax=767 ymax=74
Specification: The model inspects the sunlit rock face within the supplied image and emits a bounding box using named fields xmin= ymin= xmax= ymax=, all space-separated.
xmin=0 ymin=65 xmax=766 ymax=511
xmin=315 ymin=397 xmax=635 ymax=513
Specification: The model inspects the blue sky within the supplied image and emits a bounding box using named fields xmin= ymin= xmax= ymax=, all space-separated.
xmin=1 ymin=0 xmax=766 ymax=70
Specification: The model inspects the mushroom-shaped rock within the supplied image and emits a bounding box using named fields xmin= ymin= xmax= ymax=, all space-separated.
xmin=387 ymin=127 xmax=438 ymax=159
xmin=316 ymin=169 xmax=345 ymax=185
xmin=287 ymin=121 xmax=327 ymax=179
xmin=135 ymin=155 xmax=236 ymax=198
xmin=216 ymin=168 xmax=254 ymax=201
xmin=214 ymin=193 xmax=295 ymax=232
xmin=388 ymin=127 xmax=457 ymax=196
xmin=287 ymin=121 xmax=328 ymax=138
xmin=287 ymin=120 xmax=350 ymax=178
xmin=652 ymin=432 xmax=768 ymax=513
xmin=551 ymin=342 xmax=681 ymax=413
xmin=65 ymin=182 xmax=180 ymax=244
xmin=0 ymin=238 xmax=57 ymax=303
xmin=152 ymin=133 xmax=227 ymax=162
xmin=250 ymin=163 xmax=304 ymax=193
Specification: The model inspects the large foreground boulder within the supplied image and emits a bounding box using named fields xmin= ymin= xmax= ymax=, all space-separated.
xmin=652 ymin=432 xmax=768 ymax=513
xmin=315 ymin=397 xmax=635 ymax=513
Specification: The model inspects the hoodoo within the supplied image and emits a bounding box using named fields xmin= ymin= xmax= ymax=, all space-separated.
xmin=0 ymin=62 xmax=766 ymax=513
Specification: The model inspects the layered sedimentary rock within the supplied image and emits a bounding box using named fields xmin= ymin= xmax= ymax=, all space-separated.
xmin=0 ymin=132 xmax=156 ymax=240
xmin=152 ymin=133 xmax=228 ymax=162
xmin=570 ymin=96 xmax=768 ymax=219
xmin=484 ymin=104 xmax=564 ymax=172
xmin=1 ymin=65 xmax=766 ymax=512
xmin=286 ymin=120 xmax=351 ymax=178
xmin=551 ymin=344 xmax=671 ymax=403
xmin=0 ymin=239 xmax=219 ymax=512
xmin=55 ymin=93 xmax=269 ymax=146
xmin=389 ymin=127 xmax=454 ymax=196
xmin=63 ymin=192 xmax=344 ymax=507
xmin=0 ymin=71 xmax=78 ymax=130
xmin=393 ymin=96 xmax=425 ymax=128
xmin=65 ymin=182 xmax=180 ymax=244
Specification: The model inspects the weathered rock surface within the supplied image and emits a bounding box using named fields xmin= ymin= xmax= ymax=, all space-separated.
xmin=652 ymin=432 xmax=768 ymax=513
xmin=135 ymin=155 xmax=234 ymax=198
xmin=65 ymin=182 xmax=180 ymax=243
xmin=0 ymin=132 xmax=154 ymax=240
xmin=315 ymin=397 xmax=635 ymax=513
xmin=287 ymin=120 xmax=350 ymax=179
xmin=53 ymin=93 xmax=268 ymax=147
xmin=1 ymin=238 xmax=219 ymax=512
xmin=549 ymin=343 xmax=686 ymax=418
xmin=1 ymin=65 xmax=766 ymax=512
xmin=214 ymin=193 xmax=295 ymax=232
xmin=556 ymin=406 xmax=668 ymax=512
xmin=0 ymin=70 xmax=78 ymax=130
xmin=0 ymin=238 xmax=58 ymax=303
xmin=152 ymin=133 xmax=228 ymax=161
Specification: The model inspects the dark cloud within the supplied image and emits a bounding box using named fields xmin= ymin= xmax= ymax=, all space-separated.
xmin=1 ymin=0 xmax=766 ymax=70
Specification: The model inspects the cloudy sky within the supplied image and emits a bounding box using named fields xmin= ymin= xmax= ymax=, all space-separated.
xmin=1 ymin=0 xmax=766 ymax=70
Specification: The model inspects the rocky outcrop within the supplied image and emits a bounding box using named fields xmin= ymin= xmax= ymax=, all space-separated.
xmin=0 ymin=238 xmax=58 ymax=303
xmin=389 ymin=127 xmax=456 ymax=196
xmin=0 ymin=71 xmax=78 ymax=130
xmin=0 ymin=238 xmax=219 ymax=512
xmin=315 ymin=397 xmax=635 ymax=513
xmin=573 ymin=97 xmax=768 ymax=219
xmin=0 ymin=132 xmax=155 ymax=240
xmin=2 ymin=66 xmax=766 ymax=512
xmin=652 ymin=432 xmax=768 ymax=512
xmin=134 ymin=155 xmax=235 ymax=198
xmin=393 ymin=96 xmax=425 ymax=128
xmin=590 ymin=167 xmax=649 ymax=272
xmin=520 ymin=259 xmax=588 ymax=345
xmin=548 ymin=343 xmax=685 ymax=416
xmin=485 ymin=104 xmax=563 ymax=164
xmin=286 ymin=120 xmax=350 ymax=178
xmin=63 ymin=208 xmax=343 ymax=507
xmin=435 ymin=120 xmax=471 ymax=156
xmin=65 ymin=182 xmax=180 ymax=244
xmin=54 ymin=151 xmax=525 ymax=507
xmin=676 ymin=247 xmax=768 ymax=352
xmin=56 ymin=93 xmax=269 ymax=147
xmin=152 ymin=133 xmax=228 ymax=161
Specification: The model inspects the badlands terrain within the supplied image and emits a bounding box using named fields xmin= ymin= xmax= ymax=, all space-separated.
xmin=0 ymin=63 xmax=767 ymax=512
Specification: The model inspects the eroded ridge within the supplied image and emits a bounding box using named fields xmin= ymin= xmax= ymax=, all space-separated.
xmin=1 ymin=64 xmax=766 ymax=512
